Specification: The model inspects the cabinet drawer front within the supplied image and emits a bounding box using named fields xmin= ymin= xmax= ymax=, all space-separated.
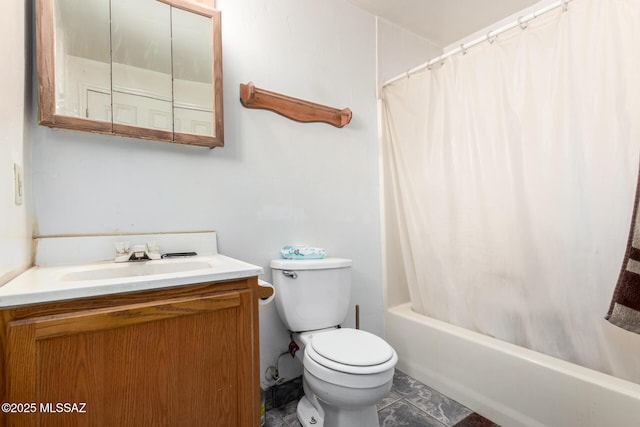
xmin=10 ymin=291 xmax=240 ymax=339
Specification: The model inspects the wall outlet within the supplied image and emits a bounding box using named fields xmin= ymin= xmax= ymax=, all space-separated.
xmin=13 ymin=162 xmax=23 ymax=206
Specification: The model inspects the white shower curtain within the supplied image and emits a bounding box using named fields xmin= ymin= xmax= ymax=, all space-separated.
xmin=382 ymin=0 xmax=640 ymax=382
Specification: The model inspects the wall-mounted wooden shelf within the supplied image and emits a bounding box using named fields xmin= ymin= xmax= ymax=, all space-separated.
xmin=239 ymin=82 xmax=352 ymax=128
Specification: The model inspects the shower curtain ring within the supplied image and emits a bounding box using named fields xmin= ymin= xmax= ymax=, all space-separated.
xmin=487 ymin=31 xmax=497 ymax=44
xmin=518 ymin=16 xmax=528 ymax=30
xmin=562 ymin=0 xmax=569 ymax=12
xmin=460 ymin=44 xmax=467 ymax=55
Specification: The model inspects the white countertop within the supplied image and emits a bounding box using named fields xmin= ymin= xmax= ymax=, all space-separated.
xmin=0 ymin=254 xmax=264 ymax=308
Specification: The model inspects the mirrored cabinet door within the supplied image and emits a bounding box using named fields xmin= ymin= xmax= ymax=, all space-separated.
xmin=37 ymin=0 xmax=223 ymax=148
xmin=50 ymin=0 xmax=112 ymax=132
xmin=170 ymin=3 xmax=223 ymax=147
xmin=172 ymin=8 xmax=213 ymax=138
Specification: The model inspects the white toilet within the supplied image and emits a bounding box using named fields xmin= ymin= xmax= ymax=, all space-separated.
xmin=271 ymin=258 xmax=397 ymax=427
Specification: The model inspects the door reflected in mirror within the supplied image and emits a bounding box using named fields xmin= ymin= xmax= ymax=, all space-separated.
xmin=112 ymin=0 xmax=173 ymax=132
xmin=54 ymin=0 xmax=110 ymax=122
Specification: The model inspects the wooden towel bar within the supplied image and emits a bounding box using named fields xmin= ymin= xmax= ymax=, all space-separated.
xmin=239 ymin=82 xmax=352 ymax=128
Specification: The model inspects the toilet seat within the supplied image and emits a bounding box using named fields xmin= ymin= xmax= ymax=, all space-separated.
xmin=306 ymin=328 xmax=397 ymax=375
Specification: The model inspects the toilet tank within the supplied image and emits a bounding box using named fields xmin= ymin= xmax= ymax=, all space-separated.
xmin=270 ymin=258 xmax=352 ymax=332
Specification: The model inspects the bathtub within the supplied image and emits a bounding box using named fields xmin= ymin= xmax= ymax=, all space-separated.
xmin=385 ymin=303 xmax=640 ymax=427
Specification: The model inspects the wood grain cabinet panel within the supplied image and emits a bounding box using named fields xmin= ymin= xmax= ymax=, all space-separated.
xmin=0 ymin=279 xmax=260 ymax=427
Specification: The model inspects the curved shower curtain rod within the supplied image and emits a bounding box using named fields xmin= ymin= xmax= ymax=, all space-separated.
xmin=382 ymin=0 xmax=575 ymax=88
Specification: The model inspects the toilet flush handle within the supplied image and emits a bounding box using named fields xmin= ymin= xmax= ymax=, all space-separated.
xmin=282 ymin=270 xmax=298 ymax=279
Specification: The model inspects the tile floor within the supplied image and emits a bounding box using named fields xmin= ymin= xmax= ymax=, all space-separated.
xmin=265 ymin=370 xmax=500 ymax=427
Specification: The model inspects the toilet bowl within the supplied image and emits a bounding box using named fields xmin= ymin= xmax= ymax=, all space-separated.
xmin=292 ymin=328 xmax=397 ymax=427
xmin=270 ymin=258 xmax=398 ymax=427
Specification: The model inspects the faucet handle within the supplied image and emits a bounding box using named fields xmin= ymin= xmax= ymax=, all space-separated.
xmin=114 ymin=241 xmax=130 ymax=255
xmin=114 ymin=241 xmax=131 ymax=262
xmin=146 ymin=241 xmax=161 ymax=260
xmin=146 ymin=240 xmax=160 ymax=253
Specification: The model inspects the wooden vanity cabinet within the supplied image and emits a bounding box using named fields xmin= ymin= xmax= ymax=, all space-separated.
xmin=0 ymin=278 xmax=260 ymax=427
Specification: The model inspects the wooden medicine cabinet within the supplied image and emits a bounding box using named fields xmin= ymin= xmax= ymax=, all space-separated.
xmin=36 ymin=0 xmax=224 ymax=148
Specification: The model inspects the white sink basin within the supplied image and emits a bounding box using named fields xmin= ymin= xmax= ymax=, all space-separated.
xmin=60 ymin=260 xmax=213 ymax=282
xmin=0 ymin=239 xmax=265 ymax=308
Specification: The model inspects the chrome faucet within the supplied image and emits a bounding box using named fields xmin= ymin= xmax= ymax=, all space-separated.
xmin=115 ymin=241 xmax=161 ymax=263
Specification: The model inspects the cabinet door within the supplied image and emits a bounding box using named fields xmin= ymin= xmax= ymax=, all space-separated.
xmin=4 ymin=290 xmax=256 ymax=426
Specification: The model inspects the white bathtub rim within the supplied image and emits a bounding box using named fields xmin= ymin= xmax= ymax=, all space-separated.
xmin=388 ymin=302 xmax=640 ymax=396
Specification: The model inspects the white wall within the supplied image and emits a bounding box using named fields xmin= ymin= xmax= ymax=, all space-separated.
xmin=0 ymin=1 xmax=32 ymax=285
xmin=30 ymin=0 xmax=380 ymax=387
xmin=376 ymin=18 xmax=441 ymax=90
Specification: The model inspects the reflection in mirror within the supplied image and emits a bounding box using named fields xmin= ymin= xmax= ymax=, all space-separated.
xmin=111 ymin=0 xmax=173 ymax=131
xmin=54 ymin=0 xmax=110 ymax=121
xmin=172 ymin=8 xmax=214 ymax=137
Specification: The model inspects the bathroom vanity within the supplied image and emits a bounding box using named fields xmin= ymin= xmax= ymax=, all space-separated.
xmin=0 ymin=234 xmax=265 ymax=426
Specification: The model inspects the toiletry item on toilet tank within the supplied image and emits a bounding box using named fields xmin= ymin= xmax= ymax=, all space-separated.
xmin=280 ymin=246 xmax=326 ymax=259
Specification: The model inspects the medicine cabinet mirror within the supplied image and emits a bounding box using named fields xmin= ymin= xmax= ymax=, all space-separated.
xmin=36 ymin=0 xmax=223 ymax=148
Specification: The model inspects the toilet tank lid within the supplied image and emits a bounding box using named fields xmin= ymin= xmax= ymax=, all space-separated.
xmin=270 ymin=258 xmax=352 ymax=270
